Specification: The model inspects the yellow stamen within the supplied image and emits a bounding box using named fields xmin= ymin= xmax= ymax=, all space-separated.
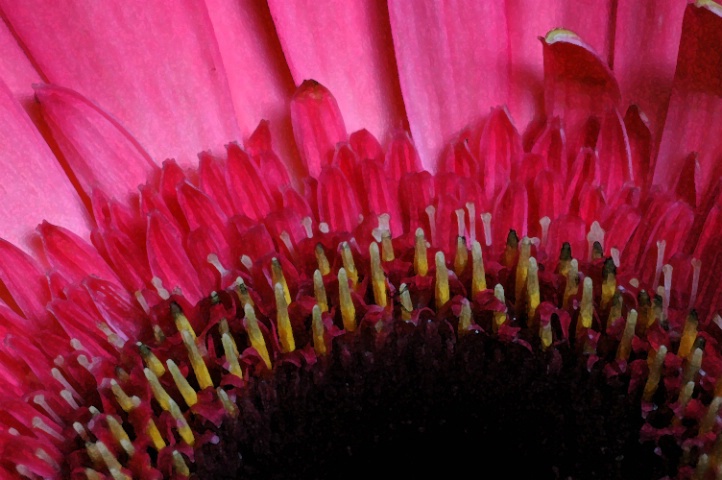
xmin=694 ymin=453 xmax=709 ymax=480
xmin=315 ymin=243 xmax=331 ymax=276
xmin=502 ymin=229 xmax=519 ymax=268
xmin=471 ymin=240 xmax=486 ymax=296
xmin=168 ymin=399 xmax=195 ymax=446
xmin=601 ymin=258 xmax=616 ymax=310
xmin=166 ymin=359 xmax=198 ymax=407
xmin=399 ymin=283 xmax=413 ymax=321
xmin=616 ymin=309 xmax=638 ymax=362
xmin=527 ymin=257 xmax=540 ymax=322
xmin=172 ymin=451 xmax=190 ymax=477
xmin=105 ymin=415 xmax=135 ymax=456
xmin=171 ymin=302 xmax=196 ymax=340
xmin=678 ymin=310 xmax=699 ymax=358
xmin=562 ymin=259 xmax=579 ymax=309
xmin=109 ymin=380 xmax=136 ymax=413
xmin=381 ymin=232 xmax=395 ymax=262
xmin=95 ymin=441 xmax=130 ymax=480
xmin=514 ymin=237 xmax=531 ymax=313
xmin=85 ymin=442 xmax=102 ymax=468
xmin=144 ymin=368 xmax=172 ymax=411
xmin=557 ymin=242 xmax=572 ymax=277
xmin=221 ymin=333 xmax=243 ymax=379
xmin=458 ymin=298 xmax=473 ymax=334
xmin=340 ymin=241 xmax=358 ymax=286
xmin=235 ymin=277 xmax=254 ymax=308
xmin=435 ymin=251 xmax=450 ymax=307
xmin=637 ymin=290 xmax=652 ymax=333
xmin=338 ymin=268 xmax=357 ymax=332
xmin=311 ymin=304 xmax=326 ymax=356
xmin=181 ymin=330 xmax=213 ymax=390
xmin=85 ymin=469 xmax=104 ymax=480
xmin=138 ymin=343 xmax=165 ymax=378
xmin=493 ymin=284 xmax=507 ymax=332
xmin=271 ymin=257 xmax=292 ymax=305
xmin=454 ymin=236 xmax=468 ymax=276
xmin=643 ymin=345 xmax=667 ymax=402
xmin=700 ymin=396 xmax=722 ymax=435
xmin=682 ymin=345 xmax=703 ymax=386
xmin=414 ymin=228 xmax=428 ymax=276
xmin=674 ymin=381 xmax=695 ymax=426
xmin=578 ymin=276 xmax=594 ymax=331
xmin=216 ymin=388 xmax=239 ymax=418
xmin=606 ymin=290 xmax=622 ymax=333
xmin=369 ymin=242 xmax=387 ymax=307
xmin=146 ymin=420 xmax=166 ymax=451
xmin=274 ymin=282 xmax=296 ymax=353
xmin=313 ymin=269 xmax=329 ymax=312
xmin=244 ymin=304 xmax=272 ymax=370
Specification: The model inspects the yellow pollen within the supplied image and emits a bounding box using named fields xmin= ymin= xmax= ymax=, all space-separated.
xmin=458 ymin=298 xmax=473 ymax=334
xmin=381 ymin=232 xmax=395 ymax=262
xmin=700 ymin=396 xmax=722 ymax=435
xmin=616 ymin=309 xmax=638 ymax=362
xmin=514 ymin=237 xmax=531 ymax=313
xmin=578 ymin=276 xmax=594 ymax=331
xmin=338 ymin=268 xmax=357 ymax=332
xmin=85 ymin=441 xmax=102 ymax=468
xmin=274 ymin=282 xmax=296 ymax=353
xmin=235 ymin=277 xmax=254 ymax=308
xmin=138 ymin=343 xmax=165 ymax=378
xmin=168 ymin=398 xmax=195 ymax=446
xmin=682 ymin=345 xmax=703 ymax=386
xmin=369 ymin=242 xmax=388 ymax=307
xmin=181 ymin=330 xmax=214 ymax=390
xmin=540 ymin=320 xmax=553 ymax=350
xmin=527 ymin=257 xmax=540 ymax=322
xmin=311 ymin=304 xmax=326 ymax=356
xmin=146 ymin=420 xmax=166 ymax=451
xmin=171 ymin=303 xmax=197 ymax=340
xmin=166 ymin=359 xmax=198 ymax=407
xmin=172 ymin=450 xmax=190 ymax=477
xmin=271 ymin=257 xmax=292 ymax=305
xmin=221 ymin=333 xmax=243 ymax=379
xmin=217 ymin=388 xmax=239 ymax=418
xmin=313 ymin=269 xmax=329 ymax=312
xmin=85 ymin=469 xmax=104 ymax=480
xmin=674 ymin=381 xmax=696 ymax=427
xmin=557 ymin=243 xmax=572 ymax=276
xmin=454 ymin=236 xmax=468 ymax=276
xmin=643 ymin=345 xmax=667 ymax=402
xmin=315 ymin=243 xmax=331 ymax=276
xmin=94 ymin=441 xmax=129 ymax=480
xmin=435 ymin=251 xmax=450 ymax=307
xmin=243 ymin=304 xmax=272 ymax=370
xmin=414 ymin=228 xmax=428 ymax=276
xmin=144 ymin=367 xmax=172 ymax=411
xmin=678 ymin=310 xmax=699 ymax=358
xmin=471 ymin=240 xmax=486 ymax=296
xmin=340 ymin=241 xmax=358 ymax=286
xmin=562 ymin=259 xmax=579 ymax=309
xmin=606 ymin=290 xmax=622 ymax=333
xmin=109 ymin=380 xmax=136 ymax=412
xmin=399 ymin=283 xmax=413 ymax=321
xmin=601 ymin=258 xmax=616 ymax=310
xmin=493 ymin=284 xmax=507 ymax=332
xmin=105 ymin=415 xmax=135 ymax=457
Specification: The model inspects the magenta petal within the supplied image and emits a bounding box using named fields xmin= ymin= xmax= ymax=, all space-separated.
xmin=0 ymin=80 xmax=90 ymax=249
xmin=0 ymin=20 xmax=41 ymax=113
xmin=35 ymin=84 xmax=158 ymax=202
xmin=268 ymin=0 xmax=406 ymax=143
xmin=654 ymin=1 xmax=722 ymax=198
xmin=317 ymin=166 xmax=361 ymax=234
xmin=596 ymin=108 xmax=633 ymax=200
xmin=0 ymin=239 xmax=51 ymax=325
xmin=388 ymin=0 xmax=509 ymax=170
xmin=2 ymin=0 xmax=241 ymax=166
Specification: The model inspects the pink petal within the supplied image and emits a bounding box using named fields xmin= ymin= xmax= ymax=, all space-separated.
xmin=268 ymin=0 xmax=406 ymax=144
xmin=596 ymin=108 xmax=633 ymax=200
xmin=543 ymin=30 xmax=620 ymax=160
xmin=654 ymin=1 xmax=722 ymax=199
xmin=290 ymin=80 xmax=347 ymax=177
xmin=2 ymin=0 xmax=241 ymax=166
xmin=0 ymin=239 xmax=50 ymax=325
xmin=612 ymin=0 xmax=686 ymax=140
xmin=388 ymin=0 xmax=509 ymax=170
xmin=35 ymin=84 xmax=158 ymax=202
xmin=477 ymin=107 xmax=523 ymax=201
xmin=0 ymin=19 xmax=41 ymax=113
xmin=317 ymin=165 xmax=361 ymax=233
xmin=204 ymin=0 xmax=302 ymax=179
xmin=0 ymin=79 xmax=90 ymax=249
xmin=506 ymin=0 xmax=616 ymax=134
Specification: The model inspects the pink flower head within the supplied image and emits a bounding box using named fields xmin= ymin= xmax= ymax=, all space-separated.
xmin=0 ymin=1 xmax=722 ymax=479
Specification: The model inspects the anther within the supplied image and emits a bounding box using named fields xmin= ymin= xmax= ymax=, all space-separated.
xmin=106 ymin=415 xmax=135 ymax=456
xmin=109 ymin=379 xmax=136 ymax=412
xmin=338 ymin=268 xmax=357 ymax=332
xmin=315 ymin=243 xmax=331 ymax=275
xmin=471 ymin=240 xmax=487 ymax=296
xmin=458 ymin=298 xmax=473 ymax=334
xmin=577 ymin=276 xmax=594 ymax=331
xmin=616 ymin=310 xmax=638 ymax=362
xmin=700 ymin=396 xmax=722 ymax=435
xmin=493 ymin=284 xmax=507 ymax=332
xmin=557 ymin=242 xmax=572 ymax=276
xmin=682 ymin=343 xmax=703 ymax=386
xmin=172 ymin=450 xmax=191 ymax=477
xmin=221 ymin=333 xmax=243 ymax=379
xmin=587 ymin=221 xmax=604 ymax=261
xmin=171 ymin=302 xmax=196 ymax=340
xmin=217 ymin=388 xmax=239 ymax=418
xmin=181 ymin=330 xmax=213 ymax=390
xmin=601 ymin=257 xmax=616 ymax=310
xmin=678 ymin=310 xmax=699 ymax=358
xmin=271 ymin=257 xmax=292 ymax=305
xmin=144 ymin=368 xmax=172 ymax=411
xmin=369 ymin=242 xmax=387 ymax=307
xmin=313 ymin=269 xmax=329 ymax=312
xmin=643 ymin=345 xmax=667 ymax=402
xmin=637 ymin=290 xmax=652 ymax=333
xmin=381 ymin=232 xmax=395 ymax=262
xmin=481 ymin=212 xmax=492 ymax=247
xmin=340 ymin=241 xmax=358 ymax=286
xmin=138 ymin=342 xmax=165 ymax=378
xmin=591 ymin=240 xmax=603 ymax=261
xmin=311 ymin=304 xmax=326 ymax=356
xmin=274 ymin=283 xmax=296 ymax=353
xmin=675 ymin=381 xmax=695 ymax=424
xmin=527 ymin=257 xmax=540 ymax=322
xmin=454 ymin=236 xmax=468 ymax=276
xmin=606 ymin=290 xmax=622 ymax=333
xmin=540 ymin=320 xmax=553 ymax=350
xmin=234 ymin=277 xmax=254 ymax=308
xmin=502 ymin=229 xmax=520 ymax=267
xmin=435 ymin=251 xmax=450 ymax=307
xmin=399 ymin=283 xmax=413 ymax=321
xmin=243 ymin=304 xmax=272 ymax=370
xmin=166 ymin=359 xmax=198 ymax=407
xmin=94 ymin=441 xmax=128 ymax=479
xmin=168 ymin=398 xmax=195 ymax=446
xmin=414 ymin=228 xmax=429 ymax=276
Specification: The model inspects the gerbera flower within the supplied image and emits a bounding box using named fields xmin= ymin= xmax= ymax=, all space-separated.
xmin=1 ymin=0 xmax=721 ymax=478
